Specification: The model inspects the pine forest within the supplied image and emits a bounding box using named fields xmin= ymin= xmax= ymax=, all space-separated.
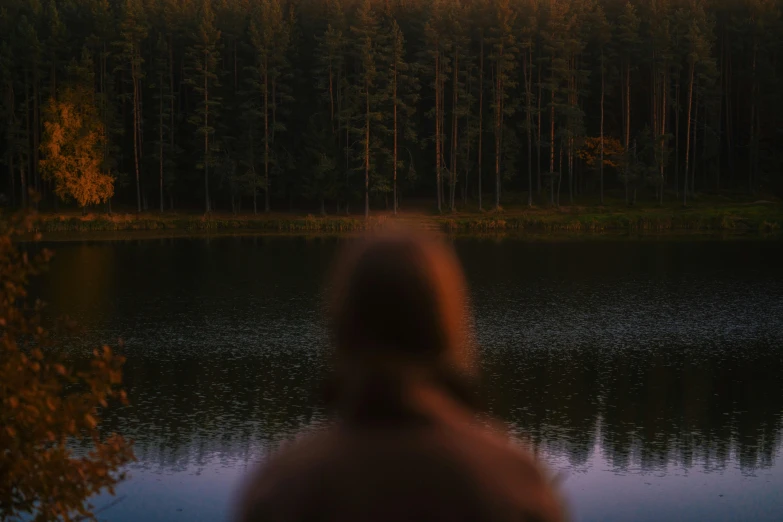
xmin=2 ymin=0 xmax=782 ymax=218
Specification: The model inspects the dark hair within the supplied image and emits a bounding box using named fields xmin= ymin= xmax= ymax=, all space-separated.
xmin=323 ymin=229 xmax=481 ymax=417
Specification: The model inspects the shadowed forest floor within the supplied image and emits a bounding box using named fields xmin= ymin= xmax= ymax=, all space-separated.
xmin=27 ymin=192 xmax=783 ymax=236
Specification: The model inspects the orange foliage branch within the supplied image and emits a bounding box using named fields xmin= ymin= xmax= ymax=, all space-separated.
xmin=576 ymin=136 xmax=626 ymax=169
xmin=0 ymin=203 xmax=134 ymax=521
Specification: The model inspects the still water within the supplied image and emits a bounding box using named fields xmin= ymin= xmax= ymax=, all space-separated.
xmin=38 ymin=235 xmax=783 ymax=522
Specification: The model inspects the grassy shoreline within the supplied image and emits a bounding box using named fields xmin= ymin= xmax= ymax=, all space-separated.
xmin=32 ymin=202 xmax=783 ymax=237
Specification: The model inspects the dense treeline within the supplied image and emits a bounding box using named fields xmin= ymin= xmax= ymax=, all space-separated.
xmin=1 ymin=0 xmax=782 ymax=217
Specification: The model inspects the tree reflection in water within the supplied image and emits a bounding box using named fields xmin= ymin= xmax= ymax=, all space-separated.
xmin=37 ymin=235 xmax=783 ymax=519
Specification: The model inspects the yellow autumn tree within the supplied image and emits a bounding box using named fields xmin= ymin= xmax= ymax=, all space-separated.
xmin=40 ymin=85 xmax=114 ymax=212
xmin=0 ymin=204 xmax=134 ymax=521
xmin=576 ymin=136 xmax=626 ymax=169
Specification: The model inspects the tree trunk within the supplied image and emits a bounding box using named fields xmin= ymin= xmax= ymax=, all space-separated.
xmin=632 ymin=156 xmax=637 ymax=204
xmin=272 ymin=76 xmax=278 ymax=199
xmin=600 ymin=48 xmax=605 ymax=206
xmin=652 ymin=51 xmax=657 ymax=144
xmin=329 ymin=63 xmax=335 ymax=132
xmin=169 ymin=40 xmax=175 ymax=167
xmin=568 ymin=139 xmax=574 ymax=206
xmin=133 ymin=59 xmax=141 ymax=213
xmin=724 ymin=41 xmax=733 ymax=183
xmin=624 ymin=62 xmax=630 ymax=204
xmin=345 ymin=102 xmax=350 ymax=215
xmin=23 ymin=70 xmax=29 ymax=208
xmin=435 ymin=48 xmax=441 ymax=212
xmin=204 ymin=49 xmax=211 ymax=213
xmin=439 ymin=66 xmax=446 ymax=208
xmin=568 ymin=55 xmax=574 ymax=205
xmin=364 ymin=79 xmax=370 ymax=221
xmin=692 ymin=94 xmax=699 ymax=196
xmin=749 ymin=44 xmax=757 ymax=193
xmin=537 ymin=63 xmax=542 ymax=196
xmin=464 ymin=62 xmax=472 ymax=205
xmin=478 ymin=37 xmax=483 ymax=211
xmin=160 ymin=73 xmax=165 ymax=213
xmin=702 ymin=104 xmax=708 ymax=189
xmin=7 ymin=137 xmax=14 ymax=207
xmin=451 ymin=49 xmax=458 ymax=212
xmin=683 ymin=63 xmax=694 ymax=206
xmin=716 ymin=67 xmax=722 ymax=190
xmin=524 ymin=49 xmax=532 ymax=207
xmin=660 ymin=67 xmax=667 ymax=205
xmin=556 ymin=145 xmax=562 ymax=207
xmin=675 ymin=78 xmax=680 ymax=197
xmin=549 ymin=69 xmax=555 ymax=206
xmin=20 ymin=159 xmax=26 ymax=209
xmin=494 ymin=53 xmax=502 ymax=210
xmin=625 ymin=62 xmax=631 ymax=153
xmin=33 ymin=70 xmax=39 ymax=205
xmin=264 ymin=58 xmax=270 ymax=212
xmin=393 ymin=61 xmax=398 ymax=215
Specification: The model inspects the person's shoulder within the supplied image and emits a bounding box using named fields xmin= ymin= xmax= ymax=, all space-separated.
xmin=448 ymin=418 xmax=567 ymax=521
xmin=235 ymin=428 xmax=339 ymax=522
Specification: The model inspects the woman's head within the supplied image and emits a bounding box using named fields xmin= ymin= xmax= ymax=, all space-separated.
xmin=327 ymin=229 xmax=474 ymax=376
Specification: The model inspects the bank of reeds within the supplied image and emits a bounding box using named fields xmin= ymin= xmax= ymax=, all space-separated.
xmin=438 ymin=205 xmax=783 ymax=233
xmin=33 ymin=204 xmax=782 ymax=236
xmin=37 ymin=213 xmax=374 ymax=233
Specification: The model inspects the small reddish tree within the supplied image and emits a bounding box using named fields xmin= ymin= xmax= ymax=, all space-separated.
xmin=0 ymin=203 xmax=134 ymax=521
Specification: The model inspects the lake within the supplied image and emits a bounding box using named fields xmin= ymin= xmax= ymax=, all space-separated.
xmin=37 ymin=234 xmax=783 ymax=522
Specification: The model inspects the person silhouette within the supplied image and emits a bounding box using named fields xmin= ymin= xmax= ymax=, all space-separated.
xmin=237 ymin=229 xmax=565 ymax=522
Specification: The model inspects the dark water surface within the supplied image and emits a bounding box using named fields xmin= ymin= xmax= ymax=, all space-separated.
xmin=37 ymin=236 xmax=783 ymax=522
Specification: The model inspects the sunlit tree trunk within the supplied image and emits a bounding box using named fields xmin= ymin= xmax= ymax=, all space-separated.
xmin=537 ymin=64 xmax=541 ymax=196
xmin=23 ymin=70 xmax=29 ymax=209
xmin=674 ymin=77 xmax=680 ymax=197
xmin=7 ymin=138 xmax=14 ymax=208
xmin=568 ymin=54 xmax=574 ymax=205
xmin=450 ymin=48 xmax=458 ymax=212
xmin=549 ymin=67 xmax=555 ymax=206
xmin=556 ymin=143 xmax=562 ymax=207
xmin=748 ymin=43 xmax=757 ymax=193
xmin=159 ymin=71 xmax=164 ymax=212
xmin=724 ymin=40 xmax=733 ymax=184
xmin=203 ymin=47 xmax=210 ymax=213
xmin=19 ymin=157 xmax=27 ymax=209
xmin=169 ymin=40 xmax=176 ymax=211
xmin=624 ymin=62 xmax=630 ymax=204
xmin=600 ymin=48 xmax=605 ymax=206
xmin=264 ymin=57 xmax=270 ymax=212
xmin=660 ymin=68 xmax=667 ymax=205
xmin=477 ymin=37 xmax=483 ymax=211
xmin=435 ymin=47 xmax=441 ymax=212
xmin=683 ymin=62 xmax=694 ymax=206
xmin=493 ymin=53 xmax=503 ymax=211
xmin=523 ymin=48 xmax=532 ymax=207
xmin=692 ymin=94 xmax=699 ymax=196
xmin=33 ymin=69 xmax=40 ymax=206
xmin=132 ymin=54 xmax=141 ymax=213
xmin=393 ymin=59 xmax=398 ymax=215
xmin=463 ymin=62 xmax=471 ymax=205
xmin=364 ymin=77 xmax=370 ymax=220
